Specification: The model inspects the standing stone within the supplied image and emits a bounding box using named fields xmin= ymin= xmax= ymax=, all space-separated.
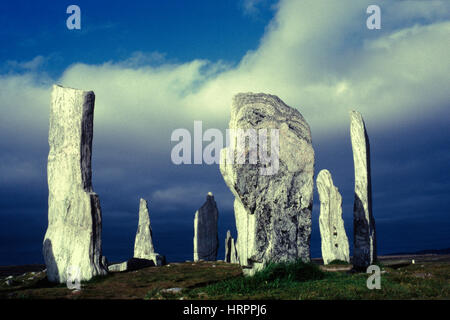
xmin=316 ymin=169 xmax=350 ymax=264
xmin=225 ymin=231 xmax=232 ymax=263
xmin=350 ymin=110 xmax=376 ymax=269
xmin=225 ymin=230 xmax=239 ymax=263
xmin=108 ymin=258 xmax=158 ymax=273
xmin=193 ymin=192 xmax=219 ymax=261
xmin=43 ymin=85 xmax=107 ymax=283
xmin=133 ymin=198 xmax=165 ymax=266
xmin=101 ymin=256 xmax=109 ymax=269
xmin=220 ymin=93 xmax=315 ymax=275
xmin=230 ymin=238 xmax=238 ymax=264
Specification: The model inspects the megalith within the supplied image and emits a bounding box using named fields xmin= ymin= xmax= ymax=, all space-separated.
xmin=43 ymin=85 xmax=107 ymax=283
xmin=316 ymin=169 xmax=350 ymax=264
xmin=350 ymin=110 xmax=377 ymax=269
xmin=133 ymin=198 xmax=165 ymax=266
xmin=193 ymin=192 xmax=219 ymax=261
xmin=220 ymin=93 xmax=315 ymax=275
xmin=225 ymin=230 xmax=239 ymax=263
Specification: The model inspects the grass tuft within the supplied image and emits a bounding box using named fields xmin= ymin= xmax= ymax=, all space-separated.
xmin=185 ymin=259 xmax=325 ymax=298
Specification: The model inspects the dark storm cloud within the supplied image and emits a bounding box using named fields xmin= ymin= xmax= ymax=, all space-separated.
xmin=1 ymin=101 xmax=448 ymax=265
xmin=1 ymin=0 xmax=449 ymax=265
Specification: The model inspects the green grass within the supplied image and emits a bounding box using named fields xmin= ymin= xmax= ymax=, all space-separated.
xmin=184 ymin=260 xmax=325 ymax=299
xmin=183 ymin=260 xmax=450 ymax=300
xmin=1 ymin=259 xmax=449 ymax=300
xmin=144 ymin=259 xmax=325 ymax=300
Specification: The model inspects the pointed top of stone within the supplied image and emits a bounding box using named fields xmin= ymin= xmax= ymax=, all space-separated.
xmin=349 ymin=109 xmax=376 ymax=268
xmin=317 ymin=169 xmax=333 ymax=185
xmin=138 ymin=198 xmax=150 ymax=221
xmin=316 ymin=169 xmax=349 ymax=264
xmin=350 ymin=110 xmax=367 ymax=127
xmin=317 ymin=169 xmax=341 ymax=198
xmin=134 ymin=198 xmax=155 ymax=259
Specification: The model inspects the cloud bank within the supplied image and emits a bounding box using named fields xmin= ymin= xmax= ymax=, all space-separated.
xmin=1 ymin=0 xmax=449 ymax=215
xmin=2 ymin=1 xmax=449 ymax=144
xmin=1 ymin=0 xmax=450 ymax=263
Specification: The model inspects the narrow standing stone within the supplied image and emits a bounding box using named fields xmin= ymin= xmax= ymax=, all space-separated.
xmin=193 ymin=192 xmax=219 ymax=261
xmin=316 ymin=169 xmax=349 ymax=264
xmin=225 ymin=230 xmax=239 ymax=263
xmin=230 ymin=238 xmax=239 ymax=264
xmin=133 ymin=198 xmax=165 ymax=266
xmin=350 ymin=110 xmax=377 ymax=269
xmin=43 ymin=85 xmax=107 ymax=283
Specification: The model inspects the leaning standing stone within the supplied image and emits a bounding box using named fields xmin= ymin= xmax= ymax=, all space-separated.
xmin=350 ymin=110 xmax=377 ymax=269
xmin=220 ymin=93 xmax=315 ymax=275
xmin=43 ymin=85 xmax=107 ymax=283
xmin=317 ymin=169 xmax=350 ymax=264
xmin=193 ymin=192 xmax=219 ymax=261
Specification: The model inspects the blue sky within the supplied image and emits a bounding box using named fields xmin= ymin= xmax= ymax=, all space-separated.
xmin=0 ymin=0 xmax=449 ymax=265
xmin=0 ymin=0 xmax=275 ymax=76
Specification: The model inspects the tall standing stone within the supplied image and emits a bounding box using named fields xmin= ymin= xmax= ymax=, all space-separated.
xmin=43 ymin=85 xmax=107 ymax=283
xmin=316 ymin=169 xmax=350 ymax=264
xmin=225 ymin=230 xmax=239 ymax=263
xmin=350 ymin=110 xmax=376 ymax=269
xmin=134 ymin=198 xmax=165 ymax=266
xmin=220 ymin=93 xmax=315 ymax=275
xmin=193 ymin=192 xmax=219 ymax=261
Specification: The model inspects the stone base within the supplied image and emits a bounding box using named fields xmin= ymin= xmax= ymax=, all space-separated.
xmin=108 ymin=256 xmax=166 ymax=273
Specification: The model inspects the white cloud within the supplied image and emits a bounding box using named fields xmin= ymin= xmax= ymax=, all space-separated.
xmin=183 ymin=0 xmax=450 ymax=137
xmin=0 ymin=73 xmax=51 ymax=135
xmin=4 ymin=0 xmax=449 ymax=138
xmin=1 ymin=0 xmax=449 ymax=190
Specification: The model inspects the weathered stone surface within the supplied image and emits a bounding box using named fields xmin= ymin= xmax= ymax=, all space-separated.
xmin=43 ymin=85 xmax=107 ymax=283
xmin=133 ymin=198 xmax=165 ymax=266
xmin=193 ymin=192 xmax=219 ymax=261
xmin=101 ymin=256 xmax=109 ymax=269
xmin=220 ymin=93 xmax=315 ymax=275
xmin=161 ymin=287 xmax=183 ymax=294
xmin=350 ymin=110 xmax=377 ymax=269
xmin=230 ymin=239 xmax=238 ymax=264
xmin=108 ymin=261 xmax=128 ymax=273
xmin=225 ymin=231 xmax=232 ymax=263
xmin=108 ymin=258 xmax=157 ymax=273
xmin=225 ymin=230 xmax=239 ymax=263
xmin=134 ymin=199 xmax=154 ymax=257
xmin=316 ymin=169 xmax=350 ymax=264
xmin=126 ymin=257 xmax=158 ymax=271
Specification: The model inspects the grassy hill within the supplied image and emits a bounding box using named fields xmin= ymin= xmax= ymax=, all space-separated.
xmin=1 ymin=255 xmax=449 ymax=300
